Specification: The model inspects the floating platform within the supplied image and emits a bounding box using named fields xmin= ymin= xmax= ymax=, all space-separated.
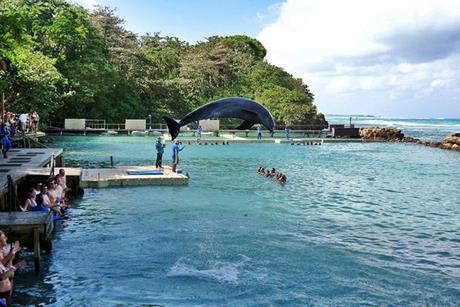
xmin=80 ymin=165 xmax=188 ymax=188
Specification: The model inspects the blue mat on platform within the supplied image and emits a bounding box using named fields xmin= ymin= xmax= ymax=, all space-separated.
xmin=127 ymin=170 xmax=163 ymax=175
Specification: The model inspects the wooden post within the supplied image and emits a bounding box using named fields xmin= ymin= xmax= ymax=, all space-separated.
xmin=50 ymin=154 xmax=55 ymax=177
xmin=34 ymin=227 xmax=40 ymax=273
xmin=110 ymin=156 xmax=114 ymax=168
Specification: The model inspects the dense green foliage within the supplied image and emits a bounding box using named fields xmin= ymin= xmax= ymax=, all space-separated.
xmin=0 ymin=0 xmax=327 ymax=128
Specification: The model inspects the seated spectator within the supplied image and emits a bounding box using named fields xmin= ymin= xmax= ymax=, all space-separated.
xmin=58 ymin=169 xmax=71 ymax=196
xmin=0 ymin=235 xmax=22 ymax=307
xmin=19 ymin=189 xmax=36 ymax=212
xmin=44 ymin=183 xmax=62 ymax=215
xmin=32 ymin=183 xmax=41 ymax=197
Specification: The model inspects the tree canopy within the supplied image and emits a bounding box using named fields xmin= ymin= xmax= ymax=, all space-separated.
xmin=0 ymin=0 xmax=327 ymax=129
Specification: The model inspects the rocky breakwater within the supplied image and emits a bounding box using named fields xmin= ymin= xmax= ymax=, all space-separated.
xmin=359 ymin=127 xmax=406 ymax=141
xmin=360 ymin=128 xmax=460 ymax=152
xmin=438 ymin=133 xmax=460 ymax=151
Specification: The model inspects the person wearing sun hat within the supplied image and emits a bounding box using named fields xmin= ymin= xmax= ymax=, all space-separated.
xmin=155 ymin=137 xmax=166 ymax=168
xmin=171 ymin=139 xmax=186 ymax=173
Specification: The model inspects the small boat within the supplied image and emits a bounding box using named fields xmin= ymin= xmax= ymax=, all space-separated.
xmin=106 ymin=130 xmax=118 ymax=135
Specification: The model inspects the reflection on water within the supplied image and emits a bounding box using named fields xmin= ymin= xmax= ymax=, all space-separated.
xmin=13 ymin=136 xmax=460 ymax=305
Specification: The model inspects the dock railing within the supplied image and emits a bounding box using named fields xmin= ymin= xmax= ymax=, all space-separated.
xmin=106 ymin=122 xmax=125 ymax=130
xmin=85 ymin=119 xmax=106 ymax=130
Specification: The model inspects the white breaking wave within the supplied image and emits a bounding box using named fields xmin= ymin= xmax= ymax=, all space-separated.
xmin=167 ymin=255 xmax=250 ymax=284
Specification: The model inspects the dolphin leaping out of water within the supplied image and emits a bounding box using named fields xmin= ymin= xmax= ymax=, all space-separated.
xmin=163 ymin=97 xmax=275 ymax=140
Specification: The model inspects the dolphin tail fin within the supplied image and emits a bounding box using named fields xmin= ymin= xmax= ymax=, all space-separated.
xmin=163 ymin=116 xmax=181 ymax=140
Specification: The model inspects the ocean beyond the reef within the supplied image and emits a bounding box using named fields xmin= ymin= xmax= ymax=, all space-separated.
xmin=13 ymin=117 xmax=460 ymax=306
xmin=328 ymin=115 xmax=460 ymax=141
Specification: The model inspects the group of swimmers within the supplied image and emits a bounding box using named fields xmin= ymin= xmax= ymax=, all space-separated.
xmin=257 ymin=167 xmax=287 ymax=184
xmin=291 ymin=141 xmax=322 ymax=145
xmin=196 ymin=141 xmax=230 ymax=145
xmin=19 ymin=169 xmax=70 ymax=220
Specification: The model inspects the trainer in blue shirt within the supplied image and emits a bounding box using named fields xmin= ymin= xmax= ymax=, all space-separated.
xmin=171 ymin=139 xmax=186 ymax=172
xmin=155 ymin=137 xmax=166 ymax=168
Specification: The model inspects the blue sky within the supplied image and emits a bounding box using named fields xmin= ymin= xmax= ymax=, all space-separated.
xmin=73 ymin=0 xmax=278 ymax=42
xmin=71 ymin=0 xmax=460 ymax=118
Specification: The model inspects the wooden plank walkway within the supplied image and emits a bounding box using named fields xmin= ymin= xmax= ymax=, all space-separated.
xmin=81 ymin=165 xmax=188 ymax=188
xmin=0 ymin=148 xmax=63 ymax=193
xmin=0 ymin=211 xmax=54 ymax=271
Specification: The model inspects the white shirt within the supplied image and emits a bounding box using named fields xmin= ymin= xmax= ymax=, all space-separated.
xmin=19 ymin=113 xmax=28 ymax=123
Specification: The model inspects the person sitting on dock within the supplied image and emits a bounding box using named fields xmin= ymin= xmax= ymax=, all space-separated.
xmin=58 ymin=169 xmax=71 ymax=196
xmin=0 ymin=242 xmax=23 ymax=307
xmin=32 ymin=185 xmax=51 ymax=212
xmin=54 ymin=177 xmax=65 ymax=208
xmin=32 ymin=183 xmax=41 ymax=197
xmin=45 ymin=182 xmax=62 ymax=215
xmin=171 ymin=139 xmax=186 ymax=173
xmin=0 ymin=232 xmax=23 ymax=307
xmin=19 ymin=189 xmax=37 ymax=212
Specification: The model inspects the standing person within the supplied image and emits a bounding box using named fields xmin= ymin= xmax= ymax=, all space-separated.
xmin=155 ymin=137 xmax=165 ymax=168
xmin=18 ymin=113 xmax=28 ymax=133
xmin=257 ymin=126 xmax=262 ymax=140
xmin=196 ymin=126 xmax=203 ymax=139
xmin=0 ymin=123 xmax=11 ymax=159
xmin=31 ymin=111 xmax=39 ymax=133
xmin=285 ymin=127 xmax=291 ymax=140
xmin=171 ymin=139 xmax=185 ymax=173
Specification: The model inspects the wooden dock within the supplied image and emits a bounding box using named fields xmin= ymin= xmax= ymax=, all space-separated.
xmin=0 ymin=148 xmax=63 ymax=193
xmin=81 ymin=165 xmax=188 ymax=188
xmin=0 ymin=148 xmax=64 ymax=272
xmin=0 ymin=211 xmax=54 ymax=271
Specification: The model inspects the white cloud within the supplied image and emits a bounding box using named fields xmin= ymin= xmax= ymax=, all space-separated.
xmin=67 ymin=0 xmax=97 ymax=11
xmin=257 ymin=0 xmax=460 ymax=116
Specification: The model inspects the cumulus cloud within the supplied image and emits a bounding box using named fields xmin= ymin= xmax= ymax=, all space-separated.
xmin=258 ymin=0 xmax=460 ymax=116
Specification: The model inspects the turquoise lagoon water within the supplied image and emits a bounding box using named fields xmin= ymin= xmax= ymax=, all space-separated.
xmin=14 ymin=136 xmax=460 ymax=306
xmin=327 ymin=115 xmax=460 ymax=141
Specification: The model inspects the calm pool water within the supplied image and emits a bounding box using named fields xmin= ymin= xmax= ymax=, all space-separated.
xmin=14 ymin=136 xmax=460 ymax=306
